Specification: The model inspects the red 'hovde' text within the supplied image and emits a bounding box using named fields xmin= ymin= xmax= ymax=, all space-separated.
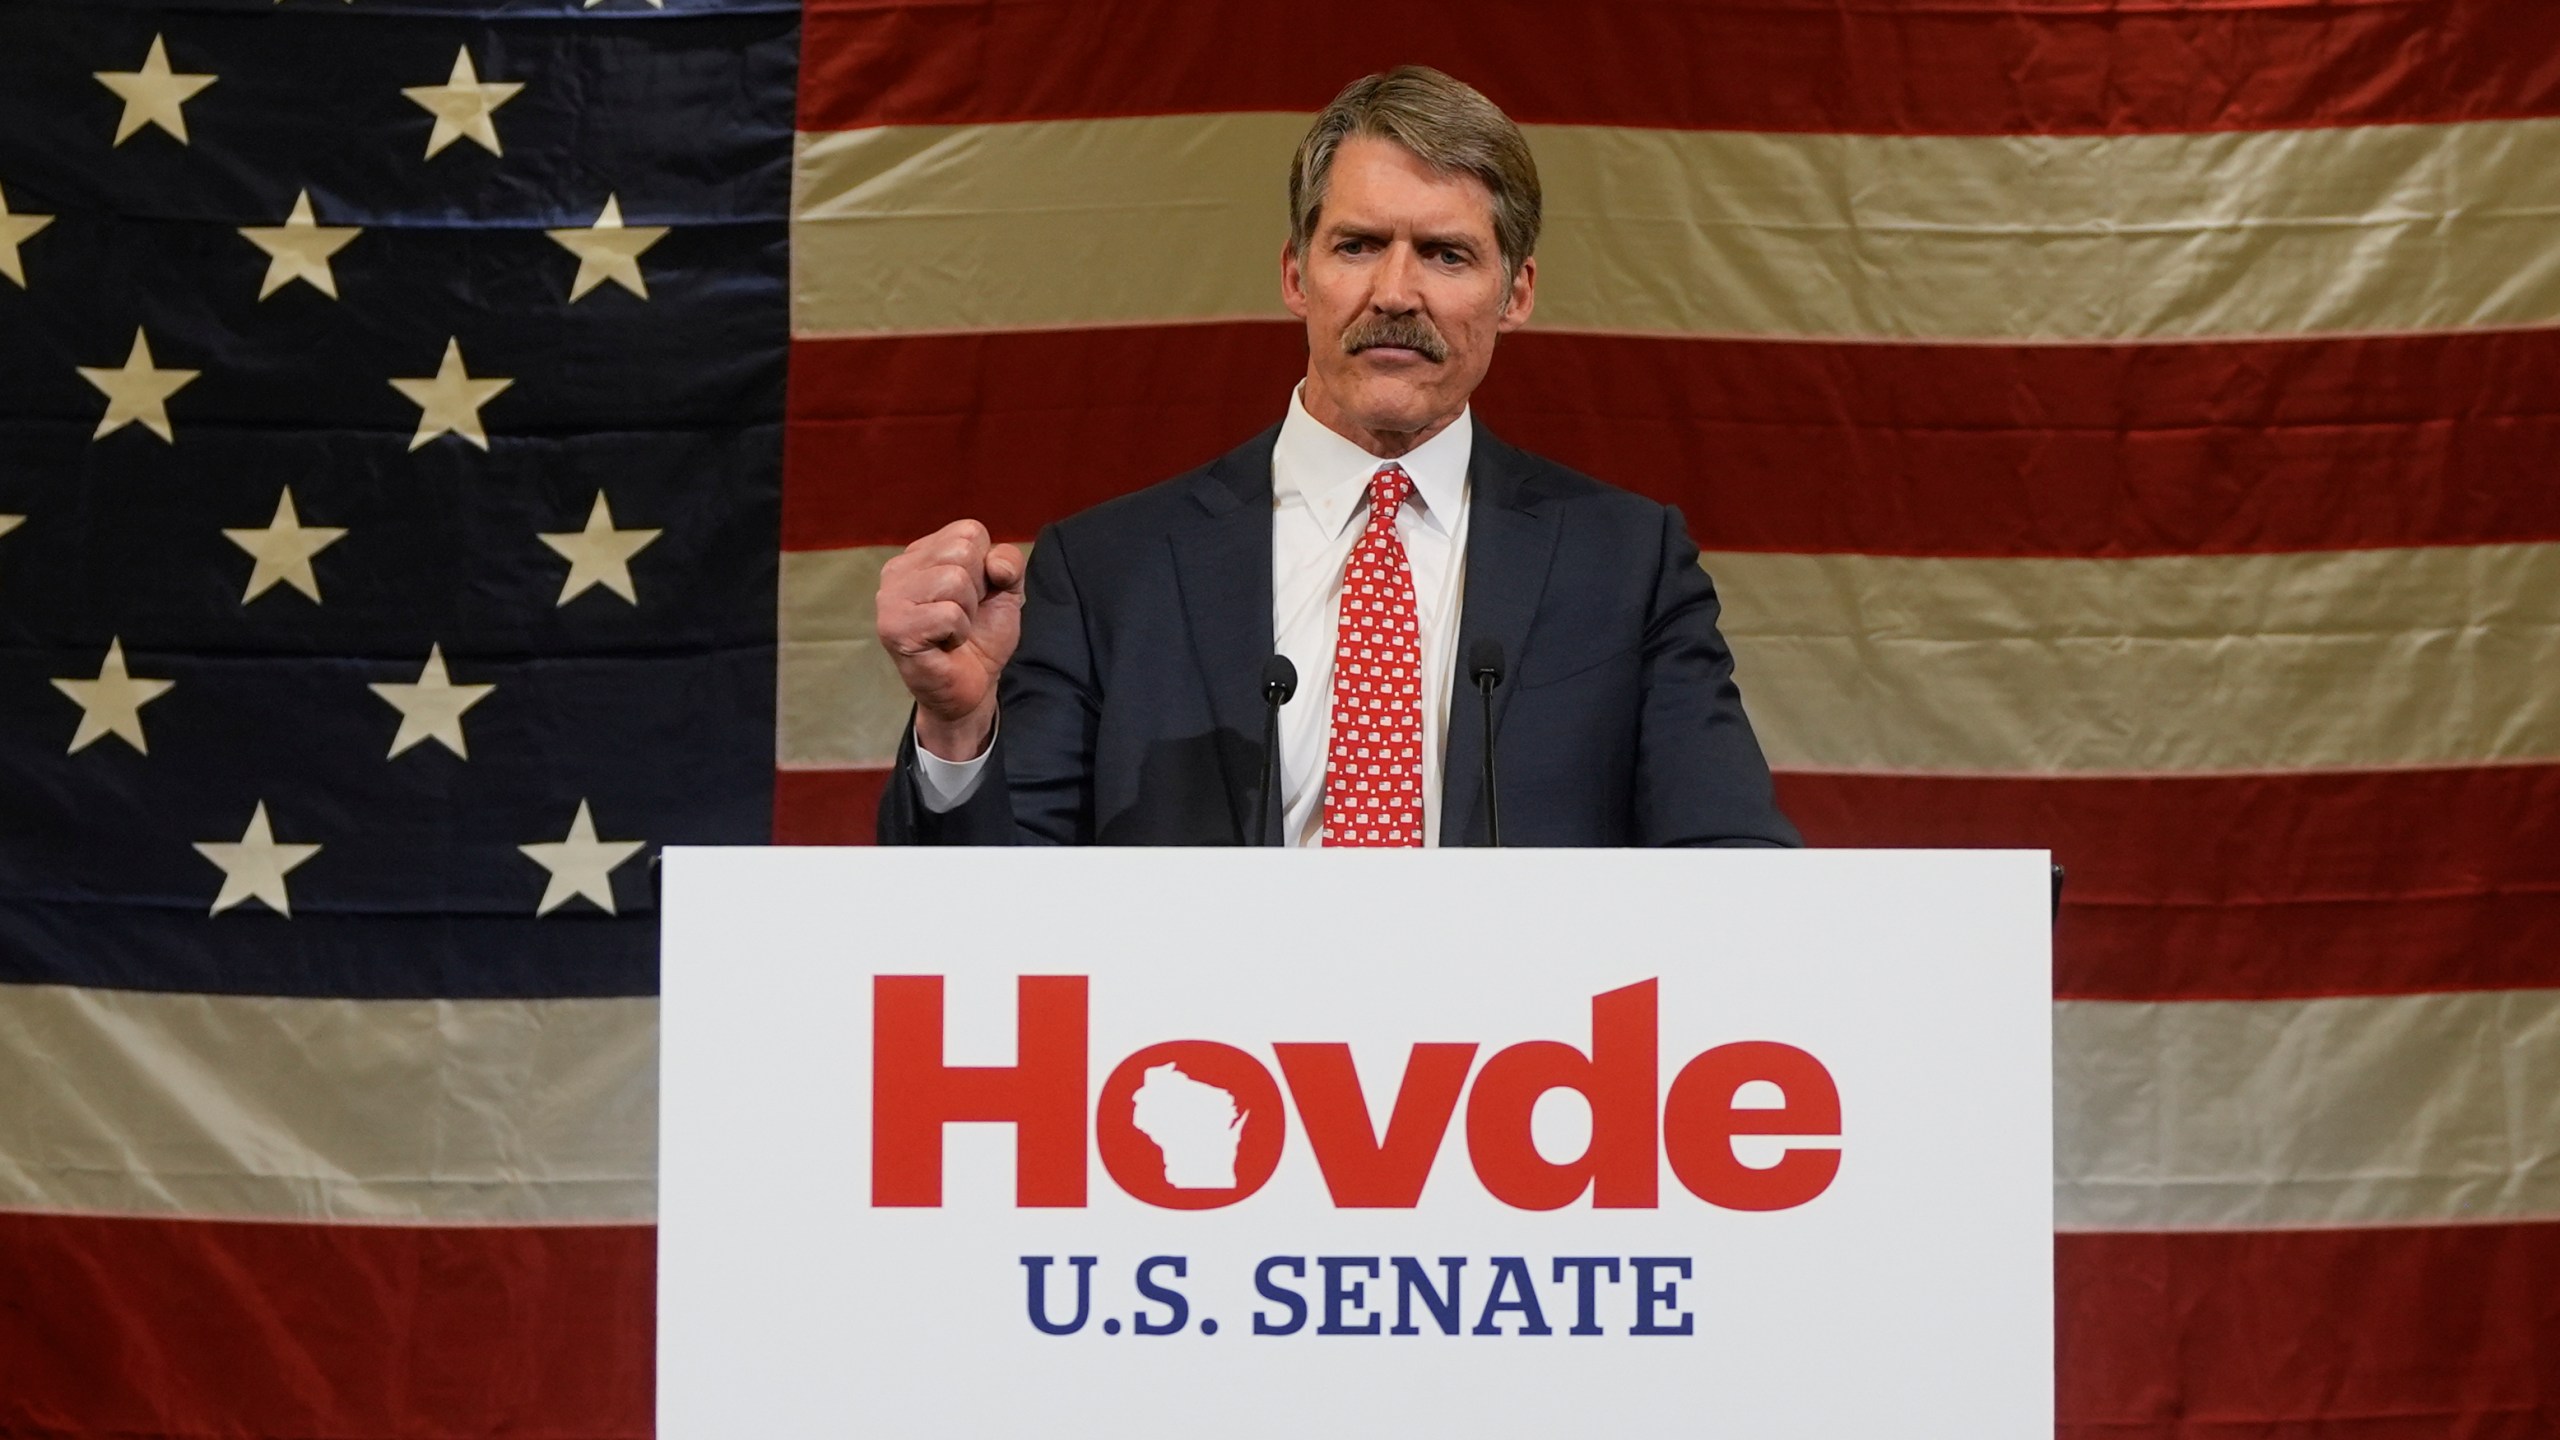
xmin=871 ymin=977 xmax=1842 ymax=1213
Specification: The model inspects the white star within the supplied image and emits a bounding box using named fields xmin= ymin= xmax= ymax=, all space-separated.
xmin=539 ymin=492 xmax=661 ymax=604
xmin=403 ymin=48 xmax=523 ymax=158
xmin=194 ymin=802 xmax=321 ymax=918
xmin=51 ymin=637 xmax=174 ymax=754
xmin=0 ymin=184 xmax=52 ymax=288
xmin=222 ymin=488 xmax=345 ymax=603
xmin=390 ymin=337 xmax=511 ymax=450
xmin=369 ymin=643 xmax=495 ymax=759
xmin=95 ymin=35 xmax=217 ymax=146
xmin=78 ymin=329 xmax=200 ymax=443
xmin=548 ymin=195 xmax=667 ymax=301
xmin=0 ymin=514 xmax=23 ymax=591
xmin=239 ymin=189 xmax=361 ymax=300
xmin=519 ymin=800 xmax=644 ymax=916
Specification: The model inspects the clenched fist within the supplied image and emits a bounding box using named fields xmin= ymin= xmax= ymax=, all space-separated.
xmin=874 ymin=519 xmax=1027 ymax=760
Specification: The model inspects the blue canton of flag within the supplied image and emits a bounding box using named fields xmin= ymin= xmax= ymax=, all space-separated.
xmin=0 ymin=0 xmax=795 ymax=1002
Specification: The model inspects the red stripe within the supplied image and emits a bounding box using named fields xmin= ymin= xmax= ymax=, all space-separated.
xmin=2058 ymin=1222 xmax=2560 ymax=1438
xmin=1778 ymin=766 xmax=2560 ymax=1002
xmin=783 ymin=324 xmax=2560 ymax=557
xmin=784 ymin=324 xmax=1303 ymax=553
xmin=0 ymin=1213 xmax=650 ymax=1440
xmin=774 ymin=765 xmax=887 ymax=845
xmin=781 ymin=764 xmax=2560 ymax=1001
xmin=801 ymin=0 xmax=2560 ymax=135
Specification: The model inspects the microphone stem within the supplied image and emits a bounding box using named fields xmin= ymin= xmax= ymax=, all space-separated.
xmin=1259 ymin=693 xmax=1284 ymax=846
xmin=1254 ymin=655 xmax=1297 ymax=846
xmin=1478 ymin=674 xmax=1502 ymax=847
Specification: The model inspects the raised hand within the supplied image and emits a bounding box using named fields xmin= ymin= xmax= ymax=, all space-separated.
xmin=873 ymin=519 xmax=1026 ymax=760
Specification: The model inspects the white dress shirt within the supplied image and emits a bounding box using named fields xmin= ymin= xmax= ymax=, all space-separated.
xmin=915 ymin=386 xmax=1474 ymax=845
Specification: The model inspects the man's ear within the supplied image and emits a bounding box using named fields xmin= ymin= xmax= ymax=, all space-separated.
xmin=1280 ymin=237 xmax=1311 ymax=320
xmin=1496 ymin=255 xmax=1537 ymax=333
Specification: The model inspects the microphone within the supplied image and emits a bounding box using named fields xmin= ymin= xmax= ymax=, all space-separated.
xmin=1468 ymin=639 xmax=1505 ymax=847
xmin=1255 ymin=654 xmax=1298 ymax=846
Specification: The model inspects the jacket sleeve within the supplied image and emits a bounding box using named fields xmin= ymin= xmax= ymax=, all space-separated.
xmin=1632 ymin=504 xmax=1803 ymax=848
xmin=874 ymin=524 xmax=1101 ymax=845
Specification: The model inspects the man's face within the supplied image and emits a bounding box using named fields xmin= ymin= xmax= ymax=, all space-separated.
xmin=1282 ymin=135 xmax=1535 ymax=451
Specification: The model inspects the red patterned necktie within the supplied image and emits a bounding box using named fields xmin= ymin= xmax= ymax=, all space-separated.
xmin=1321 ymin=465 xmax=1426 ymax=847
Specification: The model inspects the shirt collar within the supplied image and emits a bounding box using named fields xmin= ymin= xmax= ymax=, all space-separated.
xmin=1273 ymin=383 xmax=1472 ymax=540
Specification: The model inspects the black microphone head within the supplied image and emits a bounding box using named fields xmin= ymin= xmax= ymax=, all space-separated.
xmin=1467 ymin=638 xmax=1506 ymax=686
xmin=1261 ymin=653 xmax=1298 ymax=706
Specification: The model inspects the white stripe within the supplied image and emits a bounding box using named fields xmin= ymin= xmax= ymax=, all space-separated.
xmin=791 ymin=114 xmax=2560 ymax=341
xmin=777 ymin=546 xmax=909 ymax=770
xmin=778 ymin=542 xmax=2560 ymax=775
xmin=0 ymin=983 xmax=655 ymax=1225
xmin=2055 ymin=988 xmax=2560 ymax=1231
xmin=1704 ymin=543 xmax=2560 ymax=774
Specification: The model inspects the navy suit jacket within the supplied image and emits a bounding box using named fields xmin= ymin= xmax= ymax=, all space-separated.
xmin=876 ymin=419 xmax=1800 ymax=847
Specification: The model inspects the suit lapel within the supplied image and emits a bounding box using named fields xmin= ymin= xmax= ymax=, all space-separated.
xmin=1169 ymin=427 xmax=1279 ymax=842
xmin=1442 ymin=422 xmax=1562 ymax=846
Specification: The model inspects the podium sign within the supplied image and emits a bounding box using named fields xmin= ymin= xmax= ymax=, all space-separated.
xmin=659 ymin=849 xmax=2051 ymax=1438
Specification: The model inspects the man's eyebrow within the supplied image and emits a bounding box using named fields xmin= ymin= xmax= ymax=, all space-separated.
xmin=1320 ymin=221 xmax=1483 ymax=252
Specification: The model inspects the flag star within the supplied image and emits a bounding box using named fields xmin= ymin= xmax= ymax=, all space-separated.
xmin=51 ymin=637 xmax=174 ymax=754
xmin=391 ymin=337 xmax=511 ymax=450
xmin=78 ymin=329 xmax=199 ymax=443
xmin=369 ymin=643 xmax=495 ymax=759
xmin=193 ymin=802 xmax=321 ymax=918
xmin=222 ymin=488 xmax=345 ymax=603
xmin=95 ymin=35 xmax=217 ymax=146
xmin=0 ymin=184 xmax=52 ymax=288
xmin=403 ymin=48 xmax=523 ymax=158
xmin=0 ymin=516 xmax=21 ymax=593
xmin=548 ymin=194 xmax=667 ymax=301
xmin=239 ymin=189 xmax=360 ymax=300
xmin=519 ymin=800 xmax=644 ymax=916
xmin=539 ymin=492 xmax=661 ymax=604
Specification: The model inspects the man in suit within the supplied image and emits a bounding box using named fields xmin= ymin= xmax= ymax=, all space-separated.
xmin=874 ymin=66 xmax=1798 ymax=848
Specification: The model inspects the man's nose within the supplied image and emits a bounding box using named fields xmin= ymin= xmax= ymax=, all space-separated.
xmin=1370 ymin=240 xmax=1424 ymax=313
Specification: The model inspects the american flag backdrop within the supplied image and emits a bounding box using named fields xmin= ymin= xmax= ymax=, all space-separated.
xmin=4 ymin=1 xmax=2558 ymax=1436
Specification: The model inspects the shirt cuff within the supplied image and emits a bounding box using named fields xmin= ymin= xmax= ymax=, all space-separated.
xmin=911 ymin=717 xmax=995 ymax=813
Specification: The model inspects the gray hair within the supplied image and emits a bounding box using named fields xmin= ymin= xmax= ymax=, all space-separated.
xmin=1288 ymin=66 xmax=1542 ymax=282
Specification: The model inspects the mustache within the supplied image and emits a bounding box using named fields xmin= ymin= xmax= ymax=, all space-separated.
xmin=1342 ymin=314 xmax=1450 ymax=363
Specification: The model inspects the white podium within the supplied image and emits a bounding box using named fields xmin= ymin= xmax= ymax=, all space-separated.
xmin=659 ymin=848 xmax=2052 ymax=1438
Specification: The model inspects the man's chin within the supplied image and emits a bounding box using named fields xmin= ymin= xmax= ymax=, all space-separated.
xmin=1334 ymin=379 xmax=1455 ymax=436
